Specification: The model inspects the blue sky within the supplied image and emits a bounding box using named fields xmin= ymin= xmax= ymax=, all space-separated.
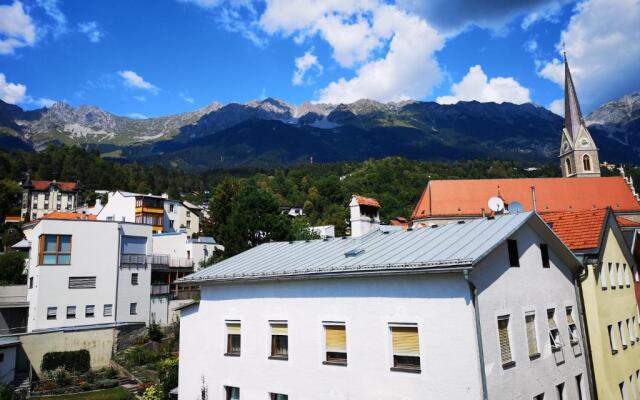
xmin=0 ymin=0 xmax=638 ymax=118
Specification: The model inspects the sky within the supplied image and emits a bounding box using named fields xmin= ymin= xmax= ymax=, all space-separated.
xmin=0 ymin=0 xmax=638 ymax=119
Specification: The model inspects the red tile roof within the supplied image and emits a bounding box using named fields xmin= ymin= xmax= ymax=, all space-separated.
xmin=616 ymin=216 xmax=640 ymax=228
xmin=30 ymin=180 xmax=78 ymax=191
xmin=412 ymin=177 xmax=640 ymax=219
xmin=543 ymin=209 xmax=607 ymax=251
xmin=41 ymin=211 xmax=96 ymax=221
xmin=354 ymin=195 xmax=381 ymax=208
xmin=4 ymin=215 xmax=20 ymax=223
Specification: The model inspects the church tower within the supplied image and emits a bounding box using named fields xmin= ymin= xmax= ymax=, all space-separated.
xmin=559 ymin=54 xmax=600 ymax=178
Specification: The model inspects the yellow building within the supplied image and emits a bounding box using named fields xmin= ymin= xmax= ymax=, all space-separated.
xmin=545 ymin=209 xmax=640 ymax=399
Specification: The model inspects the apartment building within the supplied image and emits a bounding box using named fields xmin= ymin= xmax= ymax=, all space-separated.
xmin=22 ymin=218 xmax=153 ymax=331
xmin=163 ymin=199 xmax=201 ymax=236
xmin=20 ymin=178 xmax=80 ymax=221
xmin=544 ymin=209 xmax=640 ymax=399
xmin=177 ymin=211 xmax=589 ymax=400
xmin=98 ymin=191 xmax=165 ymax=234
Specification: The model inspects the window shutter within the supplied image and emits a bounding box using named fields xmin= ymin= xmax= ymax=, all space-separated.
xmin=391 ymin=326 xmax=419 ymax=356
xmin=325 ymin=325 xmax=346 ymax=352
xmin=498 ymin=317 xmax=512 ymax=363
xmin=566 ymin=309 xmax=575 ymax=325
xmin=47 ymin=307 xmax=57 ymax=317
xmin=227 ymin=323 xmax=240 ymax=335
xmin=600 ymin=263 xmax=608 ymax=288
xmin=525 ymin=314 xmax=537 ymax=355
xmin=104 ymin=304 xmax=113 ymax=316
xmin=69 ymin=276 xmax=96 ymax=289
xmin=271 ymin=323 xmax=288 ymax=336
xmin=548 ymin=310 xmax=557 ymax=330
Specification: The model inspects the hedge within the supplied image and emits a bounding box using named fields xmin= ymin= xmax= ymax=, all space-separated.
xmin=41 ymin=350 xmax=91 ymax=373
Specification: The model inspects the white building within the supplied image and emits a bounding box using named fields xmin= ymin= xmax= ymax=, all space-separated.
xmin=163 ymin=198 xmax=200 ymax=236
xmin=20 ymin=178 xmax=80 ymax=221
xmin=307 ymin=225 xmax=335 ymax=239
xmin=177 ymin=212 xmax=590 ymax=400
xmin=97 ymin=191 xmax=165 ymax=234
xmin=22 ymin=218 xmax=153 ymax=331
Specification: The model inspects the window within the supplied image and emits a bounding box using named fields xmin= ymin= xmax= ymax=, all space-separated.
xmin=186 ymin=210 xmax=191 ymax=217
xmin=625 ymin=264 xmax=632 ymax=287
xmin=269 ymin=394 xmax=287 ymax=400
xmin=630 ymin=375 xmax=636 ymax=400
xmin=609 ymin=324 xmax=619 ymax=354
xmin=610 ymin=262 xmax=617 ymax=288
xmin=169 ymin=204 xmax=174 ymax=212
xmin=0 ymin=353 xmax=3 ymax=362
xmin=507 ymin=240 xmax=519 ymax=267
xmin=85 ymin=305 xmax=95 ymax=318
xmin=566 ymin=158 xmax=572 ymax=175
xmin=270 ymin=322 xmax=288 ymax=359
xmin=226 ymin=321 xmax=241 ymax=356
xmin=635 ymin=266 xmax=640 ymax=283
xmin=556 ymin=382 xmax=564 ymax=400
xmin=633 ymin=317 xmax=639 ymax=342
xmin=534 ymin=393 xmax=544 ymax=400
xmin=540 ymin=244 xmax=550 ymax=268
xmin=548 ymin=309 xmax=561 ymax=351
xmin=130 ymin=303 xmax=137 ymax=315
xmin=29 ymin=277 xmax=33 ymax=289
xmin=187 ymin=250 xmax=191 ymax=259
xmin=169 ymin=220 xmax=174 ymax=228
xmin=68 ymin=276 xmax=96 ymax=289
xmin=390 ymin=324 xmax=421 ymax=371
xmin=39 ymin=234 xmax=72 ymax=265
xmin=620 ymin=321 xmax=628 ymax=349
xmin=104 ymin=304 xmax=113 ymax=317
xmin=618 ymin=263 xmax=624 ymax=288
xmin=225 ymin=386 xmax=239 ymax=400
xmin=47 ymin=307 xmax=57 ymax=320
xmin=628 ymin=319 xmax=635 ymax=345
xmin=186 ymin=220 xmax=191 ymax=228
xmin=621 ymin=381 xmax=630 ymax=400
xmin=576 ymin=374 xmax=584 ymax=400
xmin=601 ymin=263 xmax=609 ymax=289
xmin=131 ymin=273 xmax=139 ymax=285
xmin=121 ymin=236 xmax=147 ymax=255
xmin=324 ymin=323 xmax=347 ymax=365
xmin=525 ymin=313 xmax=539 ymax=357
xmin=566 ymin=307 xmax=579 ymax=345
xmin=497 ymin=316 xmax=514 ymax=366
xmin=66 ymin=306 xmax=76 ymax=319
xmin=583 ymin=154 xmax=591 ymax=171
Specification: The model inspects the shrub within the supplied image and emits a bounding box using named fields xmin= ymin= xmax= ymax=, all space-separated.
xmin=124 ymin=345 xmax=163 ymax=367
xmin=98 ymin=379 xmax=119 ymax=389
xmin=158 ymin=358 xmax=178 ymax=394
xmin=142 ymin=384 xmax=165 ymax=400
xmin=41 ymin=350 xmax=90 ymax=373
xmin=80 ymin=383 xmax=92 ymax=391
xmin=148 ymin=322 xmax=164 ymax=342
xmin=44 ymin=367 xmax=73 ymax=388
xmin=85 ymin=370 xmax=96 ymax=383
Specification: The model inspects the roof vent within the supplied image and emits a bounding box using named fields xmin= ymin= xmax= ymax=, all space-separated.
xmin=345 ymin=248 xmax=365 ymax=257
xmin=430 ymin=224 xmax=438 ymax=229
xmin=457 ymin=220 xmax=465 ymax=224
xmin=341 ymin=236 xmax=347 ymax=240
xmin=407 ymin=227 xmax=413 ymax=231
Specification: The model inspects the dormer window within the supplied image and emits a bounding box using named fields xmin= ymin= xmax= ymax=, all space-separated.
xmin=583 ymin=155 xmax=591 ymax=171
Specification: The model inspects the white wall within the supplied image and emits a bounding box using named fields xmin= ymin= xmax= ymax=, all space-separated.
xmin=25 ymin=220 xmax=151 ymax=331
xmin=0 ymin=345 xmax=17 ymax=384
xmin=471 ymin=223 xmax=590 ymax=400
xmin=97 ymin=192 xmax=135 ymax=223
xmin=164 ymin=200 xmax=200 ymax=236
xmin=179 ymin=274 xmax=483 ymax=400
xmin=150 ymin=296 xmax=169 ymax=325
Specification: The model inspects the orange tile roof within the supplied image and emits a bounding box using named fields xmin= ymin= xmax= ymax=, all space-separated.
xmin=41 ymin=211 xmax=96 ymax=221
xmin=412 ymin=177 xmax=640 ymax=219
xmin=542 ymin=209 xmax=607 ymax=251
xmin=616 ymin=216 xmax=640 ymax=228
xmin=4 ymin=215 xmax=21 ymax=223
xmin=30 ymin=180 xmax=78 ymax=191
xmin=354 ymin=195 xmax=381 ymax=208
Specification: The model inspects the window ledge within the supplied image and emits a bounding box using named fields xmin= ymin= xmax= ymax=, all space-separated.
xmin=528 ymin=352 xmax=541 ymax=360
xmin=323 ymin=360 xmax=347 ymax=367
xmin=390 ymin=367 xmax=421 ymax=374
xmin=551 ymin=346 xmax=562 ymax=353
xmin=501 ymin=360 xmax=516 ymax=369
xmin=612 ymin=350 xmax=618 ymax=355
xmin=268 ymin=355 xmax=288 ymax=361
xmin=224 ymin=353 xmax=240 ymax=357
xmin=570 ymin=340 xmax=579 ymax=346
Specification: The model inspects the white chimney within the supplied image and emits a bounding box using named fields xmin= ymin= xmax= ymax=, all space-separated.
xmin=350 ymin=195 xmax=381 ymax=238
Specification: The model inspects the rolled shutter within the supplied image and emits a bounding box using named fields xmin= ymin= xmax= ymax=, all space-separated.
xmin=391 ymin=326 xmax=419 ymax=356
xmin=325 ymin=325 xmax=346 ymax=352
xmin=548 ymin=310 xmax=557 ymax=329
xmin=271 ymin=323 xmax=288 ymax=336
xmin=525 ymin=314 xmax=537 ymax=355
xmin=227 ymin=323 xmax=240 ymax=334
xmin=498 ymin=318 xmax=512 ymax=363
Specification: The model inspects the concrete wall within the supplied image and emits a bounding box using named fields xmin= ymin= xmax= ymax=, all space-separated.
xmin=582 ymin=227 xmax=640 ymax=399
xmin=0 ymin=345 xmax=17 ymax=383
xmin=470 ymin=223 xmax=590 ymax=400
xmin=150 ymin=296 xmax=169 ymax=325
xmin=179 ymin=274 xmax=483 ymax=400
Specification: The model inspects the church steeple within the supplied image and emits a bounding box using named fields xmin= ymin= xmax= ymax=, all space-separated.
xmin=559 ymin=52 xmax=600 ymax=178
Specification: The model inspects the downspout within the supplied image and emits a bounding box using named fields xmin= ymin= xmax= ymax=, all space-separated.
xmin=464 ymin=269 xmax=488 ymax=400
xmin=575 ymin=260 xmax=597 ymax=400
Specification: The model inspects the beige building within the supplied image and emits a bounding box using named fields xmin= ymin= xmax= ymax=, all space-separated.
xmin=163 ymin=198 xmax=200 ymax=236
xmin=20 ymin=178 xmax=80 ymax=221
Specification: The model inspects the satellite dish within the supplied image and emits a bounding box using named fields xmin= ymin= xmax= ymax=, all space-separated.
xmin=488 ymin=197 xmax=505 ymax=213
xmin=509 ymin=201 xmax=524 ymax=214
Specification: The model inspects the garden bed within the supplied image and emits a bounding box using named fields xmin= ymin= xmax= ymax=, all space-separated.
xmin=31 ymin=386 xmax=133 ymax=399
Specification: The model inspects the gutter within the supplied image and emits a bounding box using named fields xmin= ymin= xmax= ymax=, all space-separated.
xmin=464 ymin=270 xmax=488 ymax=400
xmin=575 ymin=258 xmax=597 ymax=400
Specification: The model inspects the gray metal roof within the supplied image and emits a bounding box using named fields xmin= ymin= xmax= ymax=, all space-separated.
xmin=11 ymin=239 xmax=31 ymax=249
xmin=180 ymin=212 xmax=538 ymax=283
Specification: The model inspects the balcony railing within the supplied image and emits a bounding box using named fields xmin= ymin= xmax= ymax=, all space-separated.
xmin=151 ymin=284 xmax=170 ymax=295
xmin=120 ymin=253 xmax=147 ymax=268
xmin=120 ymin=254 xmax=194 ymax=269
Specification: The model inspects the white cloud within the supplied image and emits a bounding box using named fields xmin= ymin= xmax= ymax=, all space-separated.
xmin=179 ymin=92 xmax=195 ymax=103
xmin=521 ymin=2 xmax=562 ymax=29
xmin=78 ymin=21 xmax=104 ymax=43
xmin=524 ymin=38 xmax=538 ymax=53
xmin=118 ymin=70 xmax=159 ymax=94
xmin=0 ymin=1 xmax=36 ymax=55
xmin=548 ymin=98 xmax=563 ymax=116
xmin=292 ymin=50 xmax=322 ymax=86
xmin=134 ymin=95 xmax=147 ymax=102
xmin=436 ymin=65 xmax=531 ymax=105
xmin=0 ymin=72 xmax=26 ymax=103
xmin=128 ymin=113 xmax=148 ymax=119
xmin=36 ymin=0 xmax=67 ymax=37
xmin=539 ymin=0 xmax=640 ymax=112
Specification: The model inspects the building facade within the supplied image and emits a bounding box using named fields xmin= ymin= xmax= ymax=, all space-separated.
xmin=98 ymin=191 xmax=165 ymax=234
xmin=163 ymin=199 xmax=200 ymax=236
xmin=22 ymin=218 xmax=153 ymax=331
xmin=20 ymin=179 xmax=80 ymax=221
xmin=178 ymin=213 xmax=590 ymax=400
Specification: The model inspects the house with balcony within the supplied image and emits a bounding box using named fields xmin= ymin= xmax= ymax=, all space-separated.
xmin=98 ymin=191 xmax=165 ymax=234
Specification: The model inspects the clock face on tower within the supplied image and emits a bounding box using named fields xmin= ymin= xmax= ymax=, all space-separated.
xmin=580 ymin=138 xmax=589 ymax=147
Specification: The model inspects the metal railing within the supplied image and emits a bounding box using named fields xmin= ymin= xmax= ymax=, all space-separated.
xmin=120 ymin=254 xmax=194 ymax=269
xmin=120 ymin=253 xmax=147 ymax=268
xmin=151 ymin=284 xmax=170 ymax=295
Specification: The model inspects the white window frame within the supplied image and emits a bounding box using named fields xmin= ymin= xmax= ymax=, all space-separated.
xmin=47 ymin=307 xmax=57 ymax=320
xmin=548 ymin=309 xmax=562 ymax=351
xmin=103 ymin=304 xmax=113 ymax=317
xmin=610 ymin=262 xmax=618 ymax=288
xmin=600 ymin=263 xmax=608 ymax=289
xmin=620 ymin=321 xmax=629 ymax=349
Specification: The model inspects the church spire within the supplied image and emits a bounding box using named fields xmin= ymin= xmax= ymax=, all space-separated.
xmin=564 ymin=52 xmax=584 ymax=141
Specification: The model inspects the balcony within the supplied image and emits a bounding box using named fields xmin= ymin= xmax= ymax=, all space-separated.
xmin=120 ymin=253 xmax=147 ymax=268
xmin=151 ymin=284 xmax=170 ymax=295
xmin=150 ymin=255 xmax=193 ymax=269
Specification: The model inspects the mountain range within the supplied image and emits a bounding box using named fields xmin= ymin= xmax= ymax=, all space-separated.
xmin=1 ymin=93 xmax=639 ymax=169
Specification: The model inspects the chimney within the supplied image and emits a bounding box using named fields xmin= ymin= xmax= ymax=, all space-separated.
xmin=349 ymin=195 xmax=381 ymax=238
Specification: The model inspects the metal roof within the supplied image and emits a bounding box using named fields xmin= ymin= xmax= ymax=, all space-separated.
xmin=180 ymin=212 xmax=537 ymax=283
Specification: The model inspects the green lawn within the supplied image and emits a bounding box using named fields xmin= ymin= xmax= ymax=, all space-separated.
xmin=31 ymin=387 xmax=132 ymax=400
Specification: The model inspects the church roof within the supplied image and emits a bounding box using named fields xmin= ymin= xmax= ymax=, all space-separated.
xmin=411 ymin=177 xmax=640 ymax=220
xmin=543 ymin=209 xmax=607 ymax=251
xmin=564 ymin=55 xmax=584 ymax=141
